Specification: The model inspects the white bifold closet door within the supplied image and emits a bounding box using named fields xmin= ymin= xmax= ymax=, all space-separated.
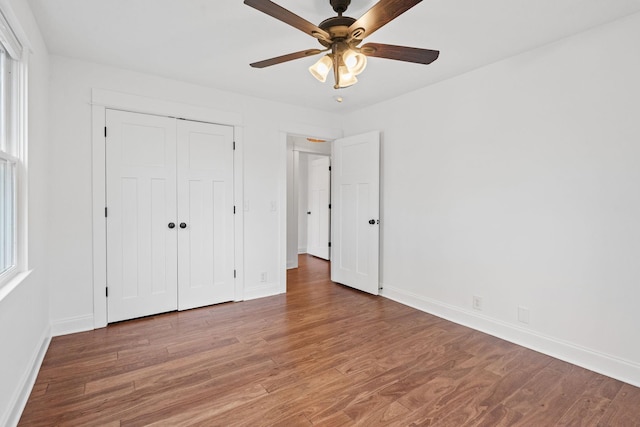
xmin=106 ymin=109 xmax=234 ymax=323
xmin=176 ymin=119 xmax=235 ymax=311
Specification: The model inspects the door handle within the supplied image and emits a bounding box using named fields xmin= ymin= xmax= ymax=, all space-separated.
xmin=179 ymin=222 xmax=187 ymax=229
xmin=307 ymin=211 xmax=311 ymax=215
xmin=368 ymin=219 xmax=376 ymax=225
xmin=168 ymin=222 xmax=175 ymax=229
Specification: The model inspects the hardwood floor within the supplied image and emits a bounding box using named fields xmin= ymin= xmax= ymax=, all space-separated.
xmin=20 ymin=255 xmax=640 ymax=426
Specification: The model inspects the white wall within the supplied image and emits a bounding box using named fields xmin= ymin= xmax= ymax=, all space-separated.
xmin=47 ymin=55 xmax=342 ymax=329
xmin=0 ymin=0 xmax=50 ymax=425
xmin=343 ymin=12 xmax=640 ymax=385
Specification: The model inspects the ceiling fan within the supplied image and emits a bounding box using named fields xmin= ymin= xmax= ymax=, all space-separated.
xmin=244 ymin=0 xmax=439 ymax=89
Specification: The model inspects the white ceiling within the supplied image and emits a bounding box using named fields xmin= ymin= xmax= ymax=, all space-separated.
xmin=26 ymin=0 xmax=640 ymax=112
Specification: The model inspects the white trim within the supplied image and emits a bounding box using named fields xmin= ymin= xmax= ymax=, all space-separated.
xmin=0 ymin=0 xmax=32 ymax=55
xmin=278 ymin=124 xmax=342 ymax=295
xmin=92 ymin=89 xmax=242 ymax=126
xmin=16 ymin=50 xmax=27 ymax=272
xmin=0 ymin=269 xmax=29 ymax=302
xmin=277 ymin=131 xmax=287 ymax=294
xmin=0 ymin=48 xmax=27 ymax=292
xmin=243 ymin=283 xmax=284 ymax=301
xmin=233 ymin=126 xmax=244 ymax=302
xmin=51 ymin=314 xmax=95 ymax=337
xmin=91 ymin=104 xmax=106 ymax=328
xmin=381 ymin=283 xmax=640 ymax=388
xmin=2 ymin=324 xmax=50 ymax=427
xmin=91 ymin=89 xmax=244 ymax=328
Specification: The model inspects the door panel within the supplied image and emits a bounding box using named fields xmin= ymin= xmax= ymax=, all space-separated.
xmin=331 ymin=131 xmax=380 ymax=295
xmin=307 ymin=156 xmax=330 ymax=260
xmin=177 ymin=120 xmax=235 ymax=310
xmin=106 ymin=110 xmax=178 ymax=322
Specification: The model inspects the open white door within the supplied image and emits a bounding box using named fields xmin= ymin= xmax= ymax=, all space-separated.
xmin=307 ymin=156 xmax=330 ymax=260
xmin=331 ymin=131 xmax=380 ymax=295
xmin=106 ymin=110 xmax=178 ymax=322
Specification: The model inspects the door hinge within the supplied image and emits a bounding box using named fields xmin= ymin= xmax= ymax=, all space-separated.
xmin=234 ymin=269 xmax=237 ymax=278
xmin=328 ymin=204 xmax=331 ymax=209
xmin=329 ymin=166 xmax=331 ymax=171
xmin=105 ymin=286 xmax=109 ymax=297
xmin=104 ymin=127 xmax=107 ymax=138
xmin=328 ymin=242 xmax=331 ymax=247
xmin=105 ymin=207 xmax=108 ymax=217
xmin=233 ymin=206 xmax=236 ymax=214
xmin=233 ymin=141 xmax=236 ymax=150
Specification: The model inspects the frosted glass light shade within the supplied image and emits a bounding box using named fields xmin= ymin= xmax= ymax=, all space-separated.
xmin=342 ymin=49 xmax=367 ymax=75
xmin=337 ymin=66 xmax=357 ymax=88
xmin=309 ymin=55 xmax=333 ymax=83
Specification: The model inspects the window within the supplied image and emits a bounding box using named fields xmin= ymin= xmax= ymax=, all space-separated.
xmin=0 ymin=7 xmax=25 ymax=284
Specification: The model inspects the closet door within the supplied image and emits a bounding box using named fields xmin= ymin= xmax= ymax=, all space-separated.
xmin=106 ymin=110 xmax=178 ymax=322
xmin=176 ymin=120 xmax=235 ymax=310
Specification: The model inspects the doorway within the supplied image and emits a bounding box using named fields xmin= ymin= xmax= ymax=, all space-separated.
xmin=286 ymin=134 xmax=332 ymax=272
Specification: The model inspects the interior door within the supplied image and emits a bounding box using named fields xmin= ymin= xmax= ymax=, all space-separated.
xmin=331 ymin=131 xmax=380 ymax=295
xmin=307 ymin=156 xmax=330 ymax=260
xmin=106 ymin=110 xmax=178 ymax=322
xmin=177 ymin=119 xmax=235 ymax=310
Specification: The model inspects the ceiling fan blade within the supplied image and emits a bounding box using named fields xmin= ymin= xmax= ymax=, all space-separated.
xmin=244 ymin=0 xmax=331 ymax=41
xmin=349 ymin=0 xmax=422 ymax=40
xmin=360 ymin=43 xmax=439 ymax=65
xmin=250 ymin=49 xmax=323 ymax=68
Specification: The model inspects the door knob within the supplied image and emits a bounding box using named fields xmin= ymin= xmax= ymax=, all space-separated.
xmin=179 ymin=222 xmax=187 ymax=229
xmin=368 ymin=219 xmax=376 ymax=225
xmin=307 ymin=211 xmax=311 ymax=215
xmin=168 ymin=222 xmax=175 ymax=229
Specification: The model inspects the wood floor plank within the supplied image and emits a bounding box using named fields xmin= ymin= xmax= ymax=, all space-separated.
xmin=515 ymin=365 xmax=597 ymax=424
xmin=598 ymin=383 xmax=640 ymax=425
xmin=18 ymin=254 xmax=640 ymax=426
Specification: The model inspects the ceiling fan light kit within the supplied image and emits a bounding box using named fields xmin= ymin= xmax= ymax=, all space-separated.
xmin=309 ymin=55 xmax=333 ymax=82
xmin=244 ymin=0 xmax=439 ymax=90
xmin=309 ymin=42 xmax=368 ymax=88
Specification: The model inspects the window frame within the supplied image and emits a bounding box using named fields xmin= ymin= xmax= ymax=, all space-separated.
xmin=0 ymin=4 xmax=28 ymax=290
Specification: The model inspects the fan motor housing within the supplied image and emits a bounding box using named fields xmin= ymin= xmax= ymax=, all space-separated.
xmin=318 ymin=16 xmax=356 ymax=47
xmin=330 ymin=0 xmax=351 ymax=14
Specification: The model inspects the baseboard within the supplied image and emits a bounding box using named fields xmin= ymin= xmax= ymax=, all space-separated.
xmin=3 ymin=325 xmax=51 ymax=427
xmin=244 ymin=283 xmax=284 ymax=301
xmin=381 ymin=283 xmax=640 ymax=388
xmin=298 ymin=248 xmax=307 ymax=254
xmin=51 ymin=314 xmax=95 ymax=337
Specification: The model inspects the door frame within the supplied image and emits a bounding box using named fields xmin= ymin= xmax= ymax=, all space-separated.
xmin=279 ymin=125 xmax=342 ymax=293
xmin=287 ymin=147 xmax=331 ymax=269
xmin=91 ymin=89 xmax=244 ymax=329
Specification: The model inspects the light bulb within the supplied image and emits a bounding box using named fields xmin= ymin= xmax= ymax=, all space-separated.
xmin=309 ymin=55 xmax=333 ymax=83
xmin=337 ymin=65 xmax=357 ymax=88
xmin=342 ymin=49 xmax=367 ymax=76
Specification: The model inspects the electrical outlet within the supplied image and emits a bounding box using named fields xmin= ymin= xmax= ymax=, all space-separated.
xmin=472 ymin=296 xmax=482 ymax=311
xmin=518 ymin=306 xmax=530 ymax=324
xmin=260 ymin=272 xmax=268 ymax=282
